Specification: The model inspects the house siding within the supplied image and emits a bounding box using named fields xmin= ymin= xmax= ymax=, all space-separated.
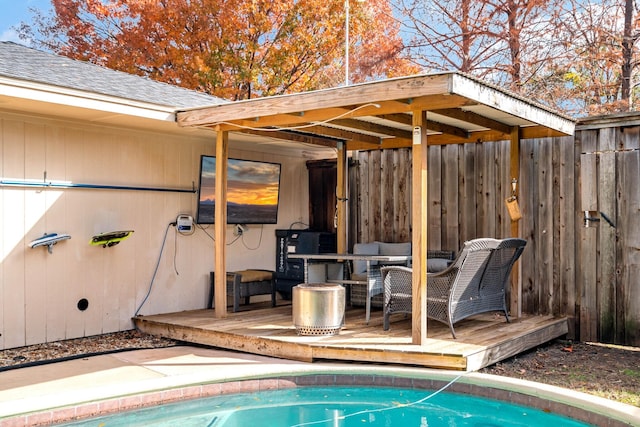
xmin=0 ymin=111 xmax=309 ymax=349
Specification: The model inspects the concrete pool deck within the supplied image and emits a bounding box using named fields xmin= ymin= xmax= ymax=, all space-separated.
xmin=0 ymin=346 xmax=638 ymax=426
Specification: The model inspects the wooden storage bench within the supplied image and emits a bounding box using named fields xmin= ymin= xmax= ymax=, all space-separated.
xmin=209 ymin=269 xmax=276 ymax=312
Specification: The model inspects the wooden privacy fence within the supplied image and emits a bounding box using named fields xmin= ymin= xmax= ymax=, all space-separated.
xmin=348 ymin=114 xmax=640 ymax=347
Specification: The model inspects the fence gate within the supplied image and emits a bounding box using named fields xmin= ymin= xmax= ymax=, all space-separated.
xmin=577 ymin=124 xmax=640 ymax=346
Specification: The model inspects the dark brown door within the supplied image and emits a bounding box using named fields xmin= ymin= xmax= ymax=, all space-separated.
xmin=307 ymin=159 xmax=336 ymax=232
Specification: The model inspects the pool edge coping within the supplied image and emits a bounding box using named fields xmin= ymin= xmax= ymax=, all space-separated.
xmin=1 ymin=364 xmax=637 ymax=427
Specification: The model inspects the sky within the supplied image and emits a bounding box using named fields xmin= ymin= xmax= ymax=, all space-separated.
xmin=0 ymin=0 xmax=52 ymax=43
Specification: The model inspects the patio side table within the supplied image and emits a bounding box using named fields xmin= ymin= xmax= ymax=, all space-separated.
xmin=292 ymin=283 xmax=345 ymax=336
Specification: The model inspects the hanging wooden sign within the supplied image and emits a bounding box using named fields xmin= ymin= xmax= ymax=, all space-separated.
xmin=505 ymin=197 xmax=522 ymax=222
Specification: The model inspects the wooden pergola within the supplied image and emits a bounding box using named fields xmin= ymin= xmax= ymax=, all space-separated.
xmin=177 ymin=72 xmax=575 ymax=346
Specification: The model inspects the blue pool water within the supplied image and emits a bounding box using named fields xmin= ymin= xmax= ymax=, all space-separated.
xmin=62 ymin=386 xmax=593 ymax=426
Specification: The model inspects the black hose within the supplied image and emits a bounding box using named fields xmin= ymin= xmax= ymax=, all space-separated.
xmin=0 ymin=345 xmax=180 ymax=373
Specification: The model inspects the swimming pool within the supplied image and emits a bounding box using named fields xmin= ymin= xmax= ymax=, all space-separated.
xmin=6 ymin=353 xmax=636 ymax=426
xmin=59 ymin=385 xmax=593 ymax=426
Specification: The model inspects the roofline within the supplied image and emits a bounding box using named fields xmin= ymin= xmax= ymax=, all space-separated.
xmin=177 ymin=72 xmax=575 ymax=120
xmin=0 ymin=76 xmax=178 ymax=122
xmin=448 ymin=72 xmax=575 ymax=121
xmin=177 ymin=72 xmax=458 ymax=113
xmin=449 ymin=73 xmax=575 ymax=136
xmin=177 ymin=72 xmax=575 ymax=137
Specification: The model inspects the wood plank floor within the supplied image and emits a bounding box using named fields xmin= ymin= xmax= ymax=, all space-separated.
xmin=133 ymin=304 xmax=568 ymax=371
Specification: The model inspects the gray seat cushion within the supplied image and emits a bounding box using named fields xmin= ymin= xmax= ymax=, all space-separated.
xmin=352 ymin=242 xmax=379 ymax=274
xmin=427 ymin=258 xmax=450 ymax=273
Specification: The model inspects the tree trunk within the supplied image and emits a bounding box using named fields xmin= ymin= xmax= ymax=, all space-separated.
xmin=621 ymin=0 xmax=633 ymax=107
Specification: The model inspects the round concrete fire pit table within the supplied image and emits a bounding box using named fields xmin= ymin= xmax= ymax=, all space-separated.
xmin=292 ymin=283 xmax=345 ymax=336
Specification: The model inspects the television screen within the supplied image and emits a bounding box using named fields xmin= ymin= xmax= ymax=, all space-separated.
xmin=196 ymin=156 xmax=281 ymax=224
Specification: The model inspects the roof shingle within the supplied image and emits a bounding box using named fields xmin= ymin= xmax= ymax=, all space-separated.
xmin=0 ymin=41 xmax=226 ymax=109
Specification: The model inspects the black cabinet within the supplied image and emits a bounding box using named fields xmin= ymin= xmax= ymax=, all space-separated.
xmin=275 ymin=229 xmax=336 ymax=298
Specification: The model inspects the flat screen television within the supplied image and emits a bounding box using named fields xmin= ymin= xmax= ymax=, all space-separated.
xmin=196 ymin=156 xmax=281 ymax=224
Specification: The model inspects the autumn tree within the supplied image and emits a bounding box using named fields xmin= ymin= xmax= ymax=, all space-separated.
xmin=621 ymin=0 xmax=636 ymax=103
xmin=396 ymin=0 xmax=502 ymax=74
xmin=539 ymin=0 xmax=640 ymax=115
xmin=22 ymin=0 xmax=418 ymax=100
xmin=396 ymin=0 xmax=640 ymax=116
xmin=486 ymin=0 xmax=565 ymax=92
xmin=348 ymin=0 xmax=420 ymax=81
xmin=396 ymin=0 xmax=562 ymax=91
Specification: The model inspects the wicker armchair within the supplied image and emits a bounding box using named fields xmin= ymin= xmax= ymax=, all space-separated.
xmin=350 ymin=244 xmax=454 ymax=324
xmin=381 ymin=238 xmax=527 ymax=338
xmin=381 ymin=265 xmax=413 ymax=331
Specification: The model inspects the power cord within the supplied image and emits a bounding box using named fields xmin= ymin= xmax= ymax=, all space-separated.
xmin=197 ymin=223 xmax=214 ymax=240
xmin=289 ymin=221 xmax=309 ymax=229
xmin=197 ymin=223 xmax=261 ymax=247
xmin=134 ymin=221 xmax=173 ymax=316
xmin=173 ymin=226 xmax=180 ymax=275
xmin=240 ymin=224 xmax=264 ymax=250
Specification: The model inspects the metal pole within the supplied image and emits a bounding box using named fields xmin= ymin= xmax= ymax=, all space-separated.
xmin=345 ymin=0 xmax=350 ymax=86
xmin=0 ymin=178 xmax=196 ymax=193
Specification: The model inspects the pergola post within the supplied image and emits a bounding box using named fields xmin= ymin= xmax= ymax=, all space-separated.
xmin=214 ymin=129 xmax=229 ymax=318
xmin=509 ymin=126 xmax=522 ymax=319
xmin=336 ymin=141 xmax=348 ymax=253
xmin=411 ymin=110 xmax=428 ymax=345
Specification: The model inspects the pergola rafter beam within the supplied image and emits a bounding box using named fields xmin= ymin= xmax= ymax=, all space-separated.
xmin=376 ymin=113 xmax=470 ymax=139
xmin=431 ymin=108 xmax=513 ymax=134
xmin=237 ymin=128 xmax=345 ymax=148
xmin=297 ymin=124 xmax=381 ymax=144
xmin=331 ymin=118 xmax=411 ymax=139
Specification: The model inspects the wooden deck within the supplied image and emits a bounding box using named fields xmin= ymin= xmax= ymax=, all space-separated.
xmin=133 ymin=304 xmax=568 ymax=371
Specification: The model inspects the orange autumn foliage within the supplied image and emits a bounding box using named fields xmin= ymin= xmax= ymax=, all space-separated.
xmin=30 ymin=0 xmax=418 ymax=100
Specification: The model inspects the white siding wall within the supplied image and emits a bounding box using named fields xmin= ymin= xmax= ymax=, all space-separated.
xmin=0 ymin=112 xmax=309 ymax=349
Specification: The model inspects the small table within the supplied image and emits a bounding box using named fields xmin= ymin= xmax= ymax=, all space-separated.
xmin=288 ymin=253 xmax=411 ymax=324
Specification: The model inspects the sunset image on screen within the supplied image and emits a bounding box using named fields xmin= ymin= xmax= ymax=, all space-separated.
xmin=196 ymin=156 xmax=281 ymax=224
xmin=226 ymin=159 xmax=280 ymax=206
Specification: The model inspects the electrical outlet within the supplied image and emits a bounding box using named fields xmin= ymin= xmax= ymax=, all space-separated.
xmin=234 ymin=224 xmax=247 ymax=236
